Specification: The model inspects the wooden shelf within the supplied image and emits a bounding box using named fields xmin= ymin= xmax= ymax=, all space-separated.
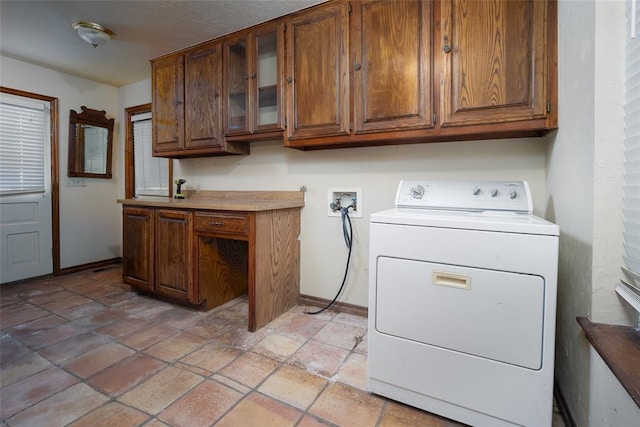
xmin=258 ymin=85 xmax=277 ymax=108
xmin=577 ymin=317 xmax=640 ymax=407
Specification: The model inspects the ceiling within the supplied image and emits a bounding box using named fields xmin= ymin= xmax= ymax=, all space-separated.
xmin=0 ymin=0 xmax=326 ymax=88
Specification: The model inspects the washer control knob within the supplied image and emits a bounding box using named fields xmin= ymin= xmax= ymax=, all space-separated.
xmin=472 ymin=187 xmax=482 ymax=196
xmin=490 ymin=189 xmax=499 ymax=197
xmin=410 ymin=185 xmax=425 ymax=199
xmin=509 ymin=191 xmax=518 ymax=200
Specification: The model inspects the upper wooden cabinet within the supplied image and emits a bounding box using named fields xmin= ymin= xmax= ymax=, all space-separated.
xmin=283 ymin=0 xmax=556 ymax=150
xmin=151 ymin=0 xmax=557 ymax=153
xmin=285 ymin=2 xmax=350 ymax=141
xmin=223 ymin=22 xmax=285 ymax=140
xmin=352 ymin=0 xmax=433 ymax=134
xmin=439 ymin=0 xmax=552 ymax=127
xmin=151 ymin=41 xmax=249 ymax=157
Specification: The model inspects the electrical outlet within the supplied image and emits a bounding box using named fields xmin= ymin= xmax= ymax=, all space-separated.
xmin=328 ymin=188 xmax=362 ymax=218
xmin=66 ymin=177 xmax=87 ymax=187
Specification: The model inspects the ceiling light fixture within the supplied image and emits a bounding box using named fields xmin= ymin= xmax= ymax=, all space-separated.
xmin=72 ymin=21 xmax=114 ymax=48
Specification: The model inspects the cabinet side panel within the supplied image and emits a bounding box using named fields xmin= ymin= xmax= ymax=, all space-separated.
xmin=252 ymin=209 xmax=301 ymax=330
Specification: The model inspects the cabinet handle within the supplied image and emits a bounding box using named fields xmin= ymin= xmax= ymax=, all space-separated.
xmin=287 ymin=77 xmax=293 ymax=83
xmin=354 ymin=63 xmax=361 ymax=70
xmin=443 ymin=45 xmax=452 ymax=54
xmin=208 ymin=221 xmax=225 ymax=227
xmin=251 ymin=71 xmax=257 ymax=79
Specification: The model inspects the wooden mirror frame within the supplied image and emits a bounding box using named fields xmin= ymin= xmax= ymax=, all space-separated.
xmin=68 ymin=106 xmax=114 ymax=179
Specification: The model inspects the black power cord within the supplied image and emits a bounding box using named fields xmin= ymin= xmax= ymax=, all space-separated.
xmin=305 ymin=205 xmax=354 ymax=315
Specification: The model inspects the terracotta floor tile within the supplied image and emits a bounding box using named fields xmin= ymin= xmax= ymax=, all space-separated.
xmin=158 ymin=379 xmax=243 ymax=426
xmin=0 ymin=303 xmax=50 ymax=329
xmin=56 ymin=301 xmax=106 ymax=321
xmin=66 ymin=402 xmax=149 ymax=427
xmin=271 ymin=312 xmax=328 ymax=339
xmin=26 ymin=289 xmax=76 ymax=306
xmin=79 ymin=284 xmax=126 ymax=300
xmin=143 ymin=419 xmax=171 ymax=427
xmin=63 ymin=342 xmax=135 ymax=378
xmin=39 ymin=293 xmax=93 ymax=312
xmin=174 ymin=361 xmax=213 ymax=377
xmin=286 ymin=305 xmax=337 ymax=322
xmin=297 ymin=414 xmax=335 ymax=427
xmin=0 ymin=334 xmax=30 ymax=363
xmin=215 ymin=324 xmax=271 ymax=350
xmin=179 ymin=342 xmax=242 ymax=373
xmin=354 ymin=331 xmax=369 ymax=355
xmin=211 ymin=373 xmax=252 ymax=395
xmin=117 ymin=366 xmax=203 ymax=415
xmin=9 ymin=314 xmax=85 ymax=349
xmin=288 ymin=339 xmax=349 ymax=378
xmin=119 ymin=323 xmax=177 ymax=350
xmin=379 ymin=400 xmax=464 ymax=427
xmin=94 ymin=315 xmax=150 ymax=338
xmin=258 ymin=364 xmax=327 ymax=410
xmin=216 ymin=392 xmax=302 ymax=427
xmin=0 ymin=352 xmax=53 ymax=387
xmin=106 ymin=293 xmax=162 ymax=312
xmin=333 ymin=352 xmax=368 ymax=391
xmin=218 ymin=352 xmax=279 ymax=388
xmin=251 ymin=332 xmax=307 ymax=362
xmin=5 ymin=382 xmax=108 ymax=426
xmin=332 ymin=312 xmax=368 ymax=329
xmin=73 ymin=307 xmax=128 ymax=329
xmin=87 ymin=353 xmax=167 ymax=396
xmin=313 ymin=321 xmax=367 ymax=351
xmin=143 ymin=331 xmax=208 ymax=362
xmin=309 ymin=382 xmax=385 ymax=427
xmin=38 ymin=331 xmax=111 ymax=364
xmin=187 ymin=315 xmax=233 ymax=340
xmin=0 ymin=366 xmax=78 ymax=419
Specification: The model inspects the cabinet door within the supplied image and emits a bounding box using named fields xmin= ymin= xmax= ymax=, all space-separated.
xmin=122 ymin=207 xmax=154 ymax=292
xmin=353 ymin=0 xmax=433 ymax=133
xmin=224 ymin=34 xmax=251 ymax=135
xmin=440 ymin=0 xmax=549 ymax=126
xmin=185 ymin=42 xmax=223 ymax=150
xmin=152 ymin=53 xmax=184 ymax=153
xmin=285 ymin=2 xmax=350 ymax=140
xmin=254 ymin=23 xmax=284 ymax=133
xmin=155 ymin=209 xmax=196 ymax=303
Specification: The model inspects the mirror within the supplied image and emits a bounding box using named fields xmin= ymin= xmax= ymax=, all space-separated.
xmin=68 ymin=106 xmax=114 ymax=179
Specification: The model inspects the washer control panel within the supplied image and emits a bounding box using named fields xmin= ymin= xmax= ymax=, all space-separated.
xmin=395 ymin=180 xmax=533 ymax=213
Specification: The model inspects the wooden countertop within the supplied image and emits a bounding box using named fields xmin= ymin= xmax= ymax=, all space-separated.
xmin=118 ymin=190 xmax=305 ymax=212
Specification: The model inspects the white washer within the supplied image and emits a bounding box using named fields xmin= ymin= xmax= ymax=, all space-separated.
xmin=368 ymin=180 xmax=559 ymax=427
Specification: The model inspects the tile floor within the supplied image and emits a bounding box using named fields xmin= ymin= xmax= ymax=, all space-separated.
xmin=1 ymin=265 xmax=566 ymax=426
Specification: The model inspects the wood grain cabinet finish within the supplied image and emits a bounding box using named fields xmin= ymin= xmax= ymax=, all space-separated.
xmin=122 ymin=207 xmax=154 ymax=292
xmin=223 ymin=22 xmax=285 ymax=141
xmin=122 ymin=203 xmax=301 ymax=332
xmin=352 ymin=0 xmax=433 ymax=134
xmin=439 ymin=0 xmax=552 ymax=127
xmin=151 ymin=41 xmax=249 ymax=157
xmin=155 ymin=209 xmax=196 ymax=303
xmin=284 ymin=1 xmax=350 ymax=141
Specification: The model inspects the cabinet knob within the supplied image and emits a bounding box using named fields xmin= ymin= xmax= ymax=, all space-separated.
xmin=354 ymin=63 xmax=362 ymax=70
xmin=242 ymin=73 xmax=249 ymax=80
xmin=251 ymin=71 xmax=257 ymax=79
xmin=443 ymin=45 xmax=452 ymax=54
xmin=287 ymin=77 xmax=293 ymax=83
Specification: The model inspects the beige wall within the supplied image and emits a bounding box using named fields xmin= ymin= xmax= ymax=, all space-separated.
xmin=0 ymin=55 xmax=121 ymax=269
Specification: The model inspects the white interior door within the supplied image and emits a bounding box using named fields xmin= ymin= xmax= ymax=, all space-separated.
xmin=0 ymin=93 xmax=53 ymax=284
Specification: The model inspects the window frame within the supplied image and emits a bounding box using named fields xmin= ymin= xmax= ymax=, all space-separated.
xmin=124 ymin=103 xmax=172 ymax=199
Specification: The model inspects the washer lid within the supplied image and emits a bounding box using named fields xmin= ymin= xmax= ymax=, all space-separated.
xmin=371 ymin=207 xmax=559 ymax=236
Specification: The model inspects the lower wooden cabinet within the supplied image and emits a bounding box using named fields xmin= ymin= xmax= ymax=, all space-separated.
xmin=155 ymin=209 xmax=195 ymax=304
xmin=121 ymin=203 xmax=301 ymax=331
xmin=122 ymin=207 xmax=154 ymax=292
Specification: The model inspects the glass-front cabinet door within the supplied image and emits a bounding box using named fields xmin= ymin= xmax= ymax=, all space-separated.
xmin=224 ymin=35 xmax=249 ymax=135
xmin=255 ymin=29 xmax=279 ymax=131
xmin=223 ymin=22 xmax=283 ymax=138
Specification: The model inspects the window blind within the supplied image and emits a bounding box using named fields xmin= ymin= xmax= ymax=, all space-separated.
xmin=0 ymin=95 xmax=47 ymax=195
xmin=133 ymin=113 xmax=169 ymax=196
xmin=620 ymin=0 xmax=640 ymax=314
